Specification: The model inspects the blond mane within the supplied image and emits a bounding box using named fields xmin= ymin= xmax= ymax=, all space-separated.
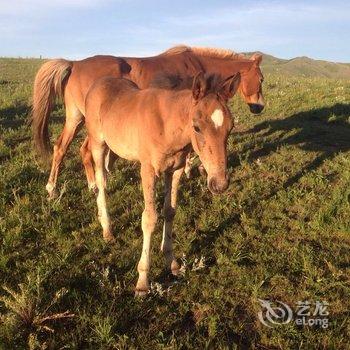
xmin=160 ymin=45 xmax=245 ymax=59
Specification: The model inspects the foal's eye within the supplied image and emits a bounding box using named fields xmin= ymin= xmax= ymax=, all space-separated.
xmin=193 ymin=125 xmax=201 ymax=133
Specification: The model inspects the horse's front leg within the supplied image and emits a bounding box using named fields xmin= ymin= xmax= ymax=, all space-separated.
xmin=161 ymin=167 xmax=184 ymax=275
xmin=135 ymin=164 xmax=157 ymax=296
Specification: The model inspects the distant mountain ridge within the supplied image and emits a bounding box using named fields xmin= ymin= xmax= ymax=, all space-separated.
xmin=246 ymin=52 xmax=350 ymax=79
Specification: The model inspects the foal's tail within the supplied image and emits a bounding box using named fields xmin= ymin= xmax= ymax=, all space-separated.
xmin=31 ymin=59 xmax=73 ymax=162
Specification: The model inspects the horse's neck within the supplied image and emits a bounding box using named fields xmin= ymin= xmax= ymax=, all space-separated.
xmin=194 ymin=55 xmax=253 ymax=76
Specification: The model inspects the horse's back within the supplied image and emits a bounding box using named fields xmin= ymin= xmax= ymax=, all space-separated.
xmin=72 ymin=55 xmax=131 ymax=79
xmin=66 ymin=51 xmax=200 ymax=110
xmin=67 ymin=56 xmax=132 ymax=112
xmin=87 ymin=76 xmax=138 ymax=102
xmin=125 ymin=52 xmax=202 ymax=89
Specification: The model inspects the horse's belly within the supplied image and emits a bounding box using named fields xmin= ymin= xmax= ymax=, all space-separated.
xmin=106 ymin=138 xmax=138 ymax=161
xmin=103 ymin=125 xmax=139 ymax=161
xmin=114 ymin=144 xmax=138 ymax=161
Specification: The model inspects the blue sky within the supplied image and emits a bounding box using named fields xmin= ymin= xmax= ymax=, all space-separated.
xmin=1 ymin=0 xmax=349 ymax=62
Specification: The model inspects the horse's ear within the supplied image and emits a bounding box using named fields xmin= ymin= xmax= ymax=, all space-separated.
xmin=192 ymin=71 xmax=207 ymax=101
xmin=250 ymin=53 xmax=263 ymax=65
xmin=219 ymin=73 xmax=241 ymax=100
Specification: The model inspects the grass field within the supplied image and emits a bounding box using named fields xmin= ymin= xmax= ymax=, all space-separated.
xmin=0 ymin=57 xmax=350 ymax=349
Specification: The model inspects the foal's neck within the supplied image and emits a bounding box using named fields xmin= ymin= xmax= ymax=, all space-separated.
xmin=164 ymin=90 xmax=193 ymax=145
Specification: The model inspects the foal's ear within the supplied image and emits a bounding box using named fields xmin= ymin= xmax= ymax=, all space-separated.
xmin=219 ymin=73 xmax=241 ymax=100
xmin=192 ymin=71 xmax=207 ymax=101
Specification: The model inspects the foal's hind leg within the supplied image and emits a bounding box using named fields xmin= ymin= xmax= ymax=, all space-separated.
xmin=90 ymin=139 xmax=114 ymax=243
xmin=80 ymin=136 xmax=97 ymax=193
xmin=46 ymin=101 xmax=83 ymax=198
xmin=161 ymin=167 xmax=184 ymax=275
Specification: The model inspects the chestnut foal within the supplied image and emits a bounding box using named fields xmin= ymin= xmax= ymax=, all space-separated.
xmin=82 ymin=72 xmax=240 ymax=295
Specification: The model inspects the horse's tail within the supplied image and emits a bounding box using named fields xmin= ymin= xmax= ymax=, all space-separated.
xmin=31 ymin=59 xmax=73 ymax=162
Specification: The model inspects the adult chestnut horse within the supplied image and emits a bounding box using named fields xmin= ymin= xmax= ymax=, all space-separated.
xmin=83 ymin=72 xmax=239 ymax=294
xmin=32 ymin=45 xmax=264 ymax=197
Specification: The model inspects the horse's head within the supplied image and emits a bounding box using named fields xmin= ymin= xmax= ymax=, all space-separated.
xmin=189 ymin=72 xmax=240 ymax=194
xmin=239 ymin=53 xmax=265 ymax=114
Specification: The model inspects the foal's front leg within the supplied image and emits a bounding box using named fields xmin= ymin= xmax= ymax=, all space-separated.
xmin=135 ymin=164 xmax=157 ymax=296
xmin=161 ymin=167 xmax=184 ymax=275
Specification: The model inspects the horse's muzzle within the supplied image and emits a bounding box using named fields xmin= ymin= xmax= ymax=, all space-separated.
xmin=248 ymin=103 xmax=264 ymax=114
xmin=208 ymin=175 xmax=229 ymax=195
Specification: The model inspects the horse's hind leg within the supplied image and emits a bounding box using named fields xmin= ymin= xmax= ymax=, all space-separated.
xmin=80 ymin=136 xmax=97 ymax=193
xmin=46 ymin=101 xmax=83 ymax=198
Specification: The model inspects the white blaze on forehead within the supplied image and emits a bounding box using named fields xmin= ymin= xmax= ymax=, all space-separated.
xmin=211 ymin=109 xmax=224 ymax=129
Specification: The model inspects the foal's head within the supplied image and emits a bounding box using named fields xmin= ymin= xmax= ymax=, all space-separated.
xmin=239 ymin=53 xmax=265 ymax=114
xmin=189 ymin=72 xmax=240 ymax=194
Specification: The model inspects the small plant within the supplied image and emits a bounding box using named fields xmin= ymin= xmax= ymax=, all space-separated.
xmin=90 ymin=315 xmax=115 ymax=346
xmin=0 ymin=273 xmax=74 ymax=348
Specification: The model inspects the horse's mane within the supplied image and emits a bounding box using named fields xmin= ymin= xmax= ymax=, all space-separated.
xmin=160 ymin=45 xmax=245 ymax=60
xmin=150 ymin=73 xmax=193 ymax=90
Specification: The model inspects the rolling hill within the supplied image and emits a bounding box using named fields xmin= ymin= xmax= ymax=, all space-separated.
xmin=252 ymin=52 xmax=350 ymax=79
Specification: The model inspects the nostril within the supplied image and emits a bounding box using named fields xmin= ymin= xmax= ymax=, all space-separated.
xmin=249 ymin=103 xmax=264 ymax=114
xmin=256 ymin=104 xmax=264 ymax=113
xmin=208 ymin=177 xmax=230 ymax=194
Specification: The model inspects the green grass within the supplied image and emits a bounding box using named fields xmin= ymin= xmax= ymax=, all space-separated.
xmin=0 ymin=58 xmax=350 ymax=349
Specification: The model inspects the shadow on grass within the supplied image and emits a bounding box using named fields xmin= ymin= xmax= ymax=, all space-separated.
xmin=237 ymin=103 xmax=350 ymax=199
xmin=0 ymin=79 xmax=13 ymax=85
xmin=0 ymin=104 xmax=30 ymax=129
xmin=187 ymin=103 xmax=350 ymax=270
xmin=0 ymin=104 xmax=65 ymax=130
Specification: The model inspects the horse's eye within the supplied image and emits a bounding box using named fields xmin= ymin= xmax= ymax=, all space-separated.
xmin=193 ymin=125 xmax=201 ymax=133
